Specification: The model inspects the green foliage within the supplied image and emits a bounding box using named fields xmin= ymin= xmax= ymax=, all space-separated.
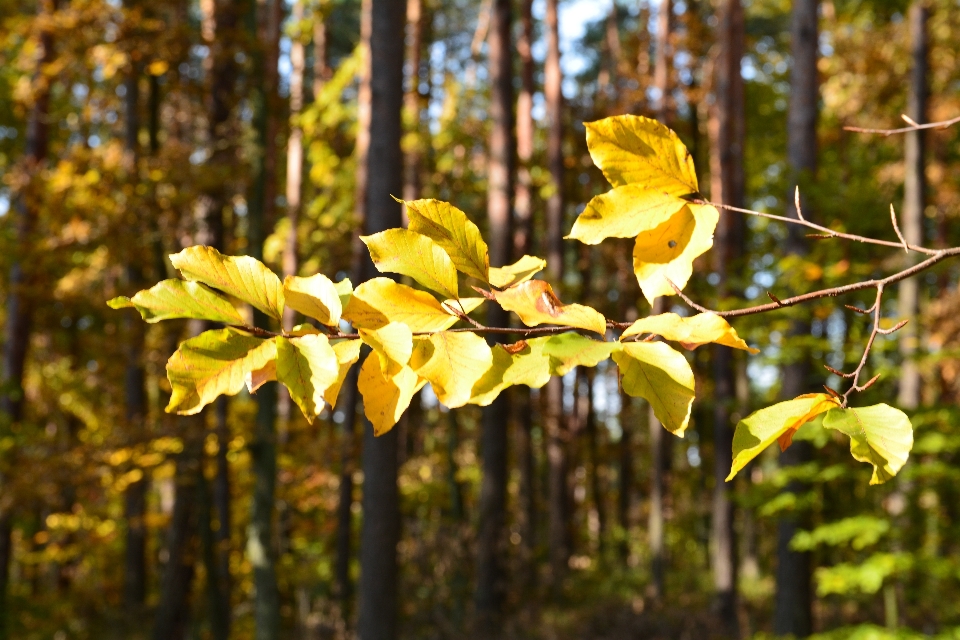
xmin=791 ymin=516 xmax=891 ymax=551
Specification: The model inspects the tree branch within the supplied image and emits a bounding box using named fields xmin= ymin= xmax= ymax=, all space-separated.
xmin=844 ymin=114 xmax=960 ymax=136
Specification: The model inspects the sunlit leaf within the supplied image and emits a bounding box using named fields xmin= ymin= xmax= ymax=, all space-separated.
xmin=283 ymin=273 xmax=342 ymax=326
xmin=621 ymin=312 xmax=757 ymax=353
xmin=403 ymin=198 xmax=490 ymax=282
xmin=411 ymin=332 xmax=492 ymax=408
xmin=166 ymin=328 xmax=277 ymax=415
xmin=359 ymin=322 xmax=413 ymax=376
xmin=822 ymin=404 xmax=913 ymax=485
xmin=342 ymin=278 xmax=463 ymax=331
xmin=726 ymin=394 xmax=840 ymax=481
xmin=493 ymin=280 xmax=607 ymax=336
xmin=324 ymin=339 xmax=363 ymax=407
xmin=357 ymin=355 xmax=424 ymax=436
xmin=334 ymin=278 xmax=353 ymax=309
xmin=247 ymin=360 xmax=277 ymax=393
xmin=542 ymin=333 xmax=620 ymax=376
xmin=488 ymin=255 xmax=547 ymax=289
xmin=361 ymin=228 xmax=459 ymax=299
xmin=567 ymin=186 xmax=687 ymax=245
xmin=277 ymin=334 xmax=340 ymax=422
xmin=441 ymin=297 xmax=485 ymax=317
xmin=108 ymin=279 xmax=244 ymax=325
xmin=170 ymin=246 xmax=285 ymax=320
xmin=469 ymin=337 xmax=554 ymax=406
xmin=613 ymin=342 xmax=695 ymax=436
xmin=633 ymin=203 xmax=719 ymax=304
xmin=585 ymin=115 xmax=699 ymax=193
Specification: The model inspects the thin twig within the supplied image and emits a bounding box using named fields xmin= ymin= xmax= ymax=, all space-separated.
xmin=794 ymin=186 xmax=805 ymax=222
xmin=844 ymin=114 xmax=960 ymax=135
xmin=890 ymin=204 xmax=908 ymax=253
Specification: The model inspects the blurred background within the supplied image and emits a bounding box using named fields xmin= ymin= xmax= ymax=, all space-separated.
xmin=1 ymin=0 xmax=960 ymax=638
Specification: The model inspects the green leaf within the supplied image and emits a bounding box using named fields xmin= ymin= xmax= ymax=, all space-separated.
xmin=493 ymin=280 xmax=607 ymax=336
xmin=613 ymin=342 xmax=695 ymax=436
xmin=277 ymin=334 xmax=340 ymax=422
xmin=633 ymin=203 xmax=719 ymax=304
xmin=108 ymin=279 xmax=244 ymax=325
xmin=790 ymin=516 xmax=890 ymax=552
xmin=585 ymin=115 xmax=699 ymax=194
xmin=488 ymin=255 xmax=547 ymax=289
xmin=567 ymin=185 xmax=688 ymax=245
xmin=822 ymin=404 xmax=913 ymax=485
xmin=324 ymin=339 xmax=362 ymax=407
xmin=815 ymin=553 xmax=907 ymax=597
xmin=403 ymin=198 xmax=491 ymax=282
xmin=342 ymin=278 xmax=464 ymax=331
xmin=468 ymin=338 xmax=554 ymax=406
xmin=621 ymin=312 xmax=758 ymax=353
xmin=361 ymin=228 xmax=460 ymax=299
xmin=410 ymin=332 xmax=492 ymax=408
xmin=283 ymin=274 xmax=342 ymax=326
xmin=166 ymin=328 xmax=277 ymax=415
xmin=726 ymin=394 xmax=840 ymax=481
xmin=542 ymin=333 xmax=620 ymax=376
xmin=170 ymin=246 xmax=285 ymax=320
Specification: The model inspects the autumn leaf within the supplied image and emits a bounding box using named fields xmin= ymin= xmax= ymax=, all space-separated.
xmin=542 ymin=333 xmax=620 ymax=376
xmin=342 ymin=278 xmax=464 ymax=331
xmin=493 ymin=280 xmax=607 ymax=336
xmin=403 ymin=198 xmax=491 ymax=282
xmin=283 ymin=273 xmax=343 ymax=326
xmin=359 ymin=322 xmax=413 ymax=376
xmin=613 ymin=342 xmax=695 ymax=436
xmin=567 ymin=185 xmax=688 ymax=245
xmin=170 ymin=246 xmax=285 ymax=320
xmin=621 ymin=312 xmax=757 ymax=353
xmin=357 ymin=355 xmax=425 ymax=436
xmin=361 ymin=228 xmax=460 ymax=299
xmin=276 ymin=334 xmax=340 ymax=422
xmin=488 ymin=255 xmax=547 ymax=289
xmin=108 ymin=279 xmax=244 ymax=325
xmin=166 ymin=328 xmax=277 ymax=415
xmin=727 ymin=394 xmax=840 ymax=481
xmin=410 ymin=331 xmax=492 ymax=408
xmin=822 ymin=404 xmax=913 ymax=485
xmin=323 ymin=339 xmax=363 ymax=407
xmin=633 ymin=203 xmax=719 ymax=304
xmin=469 ymin=337 xmax=554 ymax=406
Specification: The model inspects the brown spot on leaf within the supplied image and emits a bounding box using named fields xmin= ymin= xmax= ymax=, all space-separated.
xmin=535 ymin=290 xmax=563 ymax=318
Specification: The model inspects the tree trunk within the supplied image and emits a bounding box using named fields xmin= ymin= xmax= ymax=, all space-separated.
xmin=514 ymin=0 xmax=534 ymax=258
xmin=0 ymin=2 xmax=55 ymax=635
xmin=708 ymin=0 xmax=745 ymax=631
xmin=334 ymin=364 xmax=360 ymax=619
xmin=774 ymin=0 xmax=819 ymax=634
xmin=654 ymin=0 xmax=673 ymax=121
xmin=357 ymin=1 xmax=406 ymax=639
xmin=212 ymin=398 xmax=232 ymax=638
xmin=584 ymin=369 xmax=606 ymax=555
xmin=403 ymin=0 xmax=423 ymax=204
xmin=617 ymin=390 xmax=633 ymax=561
xmin=475 ymin=0 xmax=514 ymax=633
xmin=897 ymin=1 xmax=928 ymax=410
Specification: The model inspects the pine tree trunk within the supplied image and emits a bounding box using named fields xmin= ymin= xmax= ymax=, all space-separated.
xmin=774 ymin=0 xmax=819 ymax=634
xmin=0 ymin=2 xmax=55 ymax=635
xmin=212 ymin=398 xmax=232 ymax=638
xmin=514 ymin=0 xmax=534 ymax=258
xmin=654 ymin=0 xmax=673 ymax=121
xmin=357 ymin=1 xmax=406 ymax=638
xmin=897 ymin=1 xmax=928 ymax=410
xmin=708 ymin=0 xmax=745 ymax=631
xmin=403 ymin=0 xmax=423 ymax=204
xmin=475 ymin=0 xmax=514 ymax=632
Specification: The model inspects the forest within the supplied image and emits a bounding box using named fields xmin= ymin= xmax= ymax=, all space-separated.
xmin=2 ymin=0 xmax=960 ymax=638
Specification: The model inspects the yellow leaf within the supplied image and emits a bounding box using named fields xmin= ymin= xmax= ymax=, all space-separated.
xmin=410 ymin=332 xmax=492 ymax=408
xmin=277 ymin=334 xmax=340 ymax=422
xmin=727 ymin=394 xmax=840 ymax=481
xmin=170 ymin=246 xmax=285 ymax=320
xmin=357 ymin=355 xmax=422 ymax=436
xmin=621 ymin=312 xmax=758 ymax=353
xmin=361 ymin=228 xmax=459 ymax=299
xmin=542 ymin=333 xmax=620 ymax=376
xmin=633 ymin=203 xmax=719 ymax=304
xmin=567 ymin=185 xmax=688 ymax=245
xmin=493 ymin=280 xmax=607 ymax=335
xmin=441 ymin=297 xmax=485 ymax=317
xmin=612 ymin=342 xmax=695 ymax=435
xmin=342 ymin=278 xmax=463 ymax=331
xmin=108 ymin=279 xmax=244 ymax=325
xmin=283 ymin=273 xmax=342 ymax=326
xmin=488 ymin=255 xmax=547 ymax=289
xmin=468 ymin=337 xmax=554 ymax=406
xmin=403 ymin=198 xmax=491 ymax=282
xmin=246 ymin=360 xmax=277 ymax=393
xmin=359 ymin=322 xmax=413 ymax=376
xmin=166 ymin=329 xmax=277 ymax=415
xmin=585 ymin=114 xmax=699 ymax=194
xmin=323 ymin=339 xmax=363 ymax=407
